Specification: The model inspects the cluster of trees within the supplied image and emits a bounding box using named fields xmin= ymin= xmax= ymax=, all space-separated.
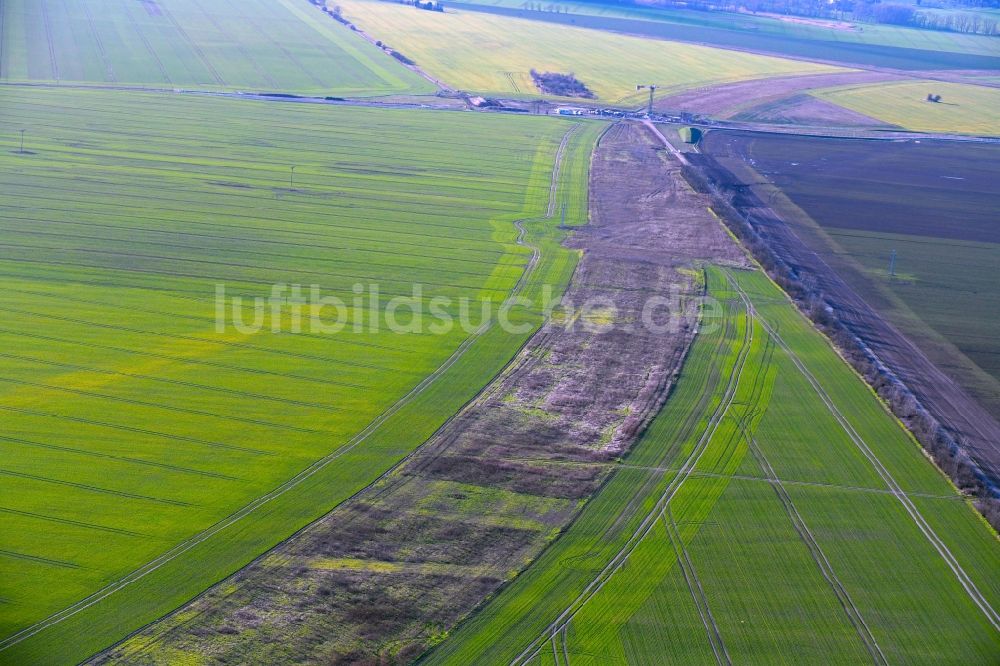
xmin=623 ymin=0 xmax=999 ymax=35
xmin=530 ymin=69 xmax=596 ymax=98
xmin=321 ymin=4 xmax=357 ymax=28
xmin=907 ymin=8 xmax=999 ymax=34
xmin=414 ymin=0 xmax=445 ymax=11
xmin=681 ymin=158 xmax=1000 ymax=532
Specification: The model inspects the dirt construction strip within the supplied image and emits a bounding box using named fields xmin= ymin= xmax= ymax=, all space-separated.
xmin=0 ymin=125 xmax=583 ymax=657
xmin=92 ymin=121 xmax=747 ymax=664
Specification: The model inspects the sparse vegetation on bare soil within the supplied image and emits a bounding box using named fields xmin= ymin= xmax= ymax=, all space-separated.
xmin=91 ymin=122 xmax=746 ymax=664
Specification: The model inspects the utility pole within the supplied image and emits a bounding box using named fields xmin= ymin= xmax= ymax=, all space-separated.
xmin=636 ymin=84 xmax=658 ymax=116
xmin=888 ymin=249 xmax=896 ymax=278
xmin=560 ymin=201 xmax=567 ymax=228
xmin=19 ymin=129 xmax=25 ymax=154
xmin=290 ymin=165 xmax=296 ymax=190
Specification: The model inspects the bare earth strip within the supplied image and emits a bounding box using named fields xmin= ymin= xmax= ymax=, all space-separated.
xmin=92 ymin=122 xmax=746 ymax=664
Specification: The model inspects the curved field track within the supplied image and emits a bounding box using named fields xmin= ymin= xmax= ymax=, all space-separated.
xmin=0 ymin=87 xmax=587 ymax=666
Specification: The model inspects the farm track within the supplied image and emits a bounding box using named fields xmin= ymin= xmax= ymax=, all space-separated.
xmin=0 ymin=351 xmax=360 ymax=407
xmin=80 ymin=0 xmax=115 ymax=83
xmin=732 ymin=327 xmax=888 ymax=665
xmin=0 ymin=227 xmax=519 ymax=281
xmin=0 ymin=305 xmax=406 ymax=372
xmin=451 ymin=453 xmax=969 ymax=501
xmin=0 ymin=209 xmax=511 ymax=265
xmin=0 ymin=327 xmax=370 ymax=390
xmin=0 ymin=213 xmax=513 ymax=265
xmin=513 ymin=298 xmax=756 ymax=664
xmin=0 ymin=375 xmax=339 ymax=434
xmin=0 ymin=433 xmax=241 ymax=481
xmin=38 ymin=0 xmax=59 ymax=81
xmin=1 ymin=285 xmax=422 ymax=354
xmin=0 ymin=507 xmax=146 ymax=537
xmin=663 ymin=506 xmax=730 ymax=665
xmin=0 ymin=250 xmax=510 ymax=298
xmin=0 ymin=182 xmax=516 ymax=244
xmin=723 ymin=268 xmax=1000 ymax=634
xmin=4 ymin=222 xmax=523 ymax=276
xmin=231 ymin=0 xmax=327 ymax=89
xmin=0 ymin=469 xmax=190 ymax=507
xmin=158 ymin=3 xmax=225 ymax=86
xmin=0 ymin=403 xmax=272 ymax=456
xmin=193 ymin=4 xmax=278 ymax=90
xmin=746 ymin=437 xmax=888 ymax=665
xmin=0 ymin=122 xmax=582 ymax=655
xmin=122 ymin=2 xmax=171 ymax=85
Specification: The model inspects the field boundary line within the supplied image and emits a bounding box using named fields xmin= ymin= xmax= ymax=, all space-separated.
xmin=0 ymin=375 xmax=337 ymax=434
xmin=662 ymin=507 xmax=729 ymax=665
xmin=724 ymin=268 xmax=1000 ymax=634
xmin=0 ymin=1 xmax=6 ymax=82
xmin=0 ymin=328 xmax=370 ymax=390
xmin=191 ymin=1 xmax=278 ymax=90
xmin=0 ymin=122 xmax=583 ymax=653
xmin=80 ymin=0 xmax=115 ymax=83
xmin=466 ymin=455 xmax=970 ymax=502
xmin=39 ymin=0 xmax=59 ymax=81
xmin=230 ymin=0 xmax=327 ymax=89
xmin=748 ymin=437 xmax=888 ymax=665
xmin=122 ymin=1 xmax=172 ymax=85
xmin=0 ymin=351 xmax=355 ymax=409
xmin=158 ymin=2 xmax=225 ymax=86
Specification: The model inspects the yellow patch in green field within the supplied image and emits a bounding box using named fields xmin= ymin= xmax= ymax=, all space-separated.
xmin=309 ymin=557 xmax=493 ymax=577
xmin=310 ymin=557 xmax=403 ymax=573
xmin=813 ymin=81 xmax=1000 ymax=135
xmin=338 ymin=0 xmax=843 ymax=103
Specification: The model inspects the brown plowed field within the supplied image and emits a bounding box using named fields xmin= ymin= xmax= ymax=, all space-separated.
xmin=697 ymin=130 xmax=1000 ymax=486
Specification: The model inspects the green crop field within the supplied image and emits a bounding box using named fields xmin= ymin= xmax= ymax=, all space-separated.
xmin=0 ymin=0 xmax=430 ymax=95
xmin=424 ymin=266 xmax=1000 ymax=665
xmin=451 ymin=0 xmax=1000 ymax=58
xmin=337 ymin=0 xmax=842 ymax=104
xmin=813 ymin=81 xmax=1000 ymax=135
xmin=447 ymin=0 xmax=1000 ymax=71
xmin=0 ymin=86 xmax=602 ymax=665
